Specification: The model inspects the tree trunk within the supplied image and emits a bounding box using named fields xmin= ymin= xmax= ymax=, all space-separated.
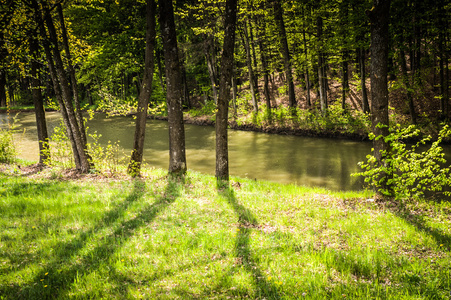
xmin=273 ymin=0 xmax=296 ymax=110
xmin=204 ymin=35 xmax=218 ymax=104
xmin=29 ymin=37 xmax=49 ymax=165
xmin=359 ymin=47 xmax=370 ymax=113
xmin=303 ymin=27 xmax=311 ymax=107
xmin=215 ymin=0 xmax=237 ymax=182
xmin=42 ymin=2 xmax=90 ymax=173
xmin=158 ymin=0 xmax=187 ymax=175
xmin=342 ymin=51 xmax=349 ymax=110
xmin=128 ymin=0 xmax=156 ymax=176
xmin=241 ymin=22 xmax=258 ymax=113
xmin=0 ymin=31 xmax=6 ymax=108
xmin=248 ymin=19 xmax=259 ymax=93
xmin=368 ymin=0 xmax=392 ymax=197
xmin=399 ymin=48 xmax=417 ymax=124
xmin=0 ymin=70 xmax=6 ymax=108
xmin=32 ymin=0 xmax=81 ymax=169
xmin=256 ymin=20 xmax=271 ymax=118
xmin=317 ymin=17 xmax=328 ymax=114
xmin=57 ymin=3 xmax=87 ymax=146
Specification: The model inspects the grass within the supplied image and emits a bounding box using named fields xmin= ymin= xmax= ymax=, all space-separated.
xmin=0 ymin=165 xmax=450 ymax=299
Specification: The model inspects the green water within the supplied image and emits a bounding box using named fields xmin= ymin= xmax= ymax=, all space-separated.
xmin=2 ymin=111 xmax=371 ymax=190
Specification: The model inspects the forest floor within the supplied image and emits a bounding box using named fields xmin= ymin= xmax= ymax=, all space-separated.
xmin=1 ymin=162 xmax=450 ymax=299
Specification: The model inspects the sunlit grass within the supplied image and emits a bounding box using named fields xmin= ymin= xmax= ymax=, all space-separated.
xmin=0 ymin=166 xmax=450 ymax=299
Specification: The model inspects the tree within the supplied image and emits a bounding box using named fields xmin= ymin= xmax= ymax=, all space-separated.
xmin=31 ymin=0 xmax=91 ymax=173
xmin=272 ymin=0 xmax=295 ymax=110
xmin=29 ymin=37 xmax=49 ymax=165
xmin=159 ymin=0 xmax=187 ymax=175
xmin=215 ymin=0 xmax=238 ymax=182
xmin=367 ymin=0 xmax=391 ymax=197
xmin=128 ymin=0 xmax=156 ymax=176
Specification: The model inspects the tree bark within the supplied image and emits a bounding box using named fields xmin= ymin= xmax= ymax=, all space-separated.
xmin=215 ymin=0 xmax=237 ymax=182
xmin=158 ymin=0 xmax=187 ymax=175
xmin=128 ymin=0 xmax=156 ymax=176
xmin=273 ymin=0 xmax=296 ymax=110
xmin=368 ymin=0 xmax=392 ymax=197
xmin=29 ymin=37 xmax=49 ymax=165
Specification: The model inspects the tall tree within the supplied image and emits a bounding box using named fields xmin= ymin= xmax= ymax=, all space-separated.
xmin=215 ymin=0 xmax=238 ymax=182
xmin=368 ymin=0 xmax=392 ymax=197
xmin=29 ymin=37 xmax=49 ymax=165
xmin=128 ymin=0 xmax=156 ymax=176
xmin=159 ymin=0 xmax=187 ymax=175
xmin=273 ymin=0 xmax=296 ymax=110
xmin=31 ymin=0 xmax=91 ymax=172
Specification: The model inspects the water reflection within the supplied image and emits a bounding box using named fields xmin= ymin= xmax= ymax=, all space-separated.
xmin=1 ymin=111 xmax=377 ymax=191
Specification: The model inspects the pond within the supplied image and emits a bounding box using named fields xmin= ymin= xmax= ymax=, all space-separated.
xmin=1 ymin=111 xmax=373 ymax=191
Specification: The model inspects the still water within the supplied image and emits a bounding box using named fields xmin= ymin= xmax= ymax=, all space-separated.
xmin=1 ymin=111 xmax=372 ymax=190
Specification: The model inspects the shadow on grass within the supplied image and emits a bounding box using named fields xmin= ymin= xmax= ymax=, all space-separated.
xmin=0 ymin=176 xmax=184 ymax=299
xmin=391 ymin=203 xmax=451 ymax=251
xmin=212 ymin=183 xmax=280 ymax=299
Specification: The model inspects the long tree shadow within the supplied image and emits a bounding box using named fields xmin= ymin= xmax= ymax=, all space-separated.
xmin=1 ymin=176 xmax=184 ymax=299
xmin=391 ymin=202 xmax=451 ymax=251
xmin=216 ymin=185 xmax=280 ymax=299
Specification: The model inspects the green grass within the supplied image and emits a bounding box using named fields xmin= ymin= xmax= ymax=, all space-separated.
xmin=0 ymin=166 xmax=450 ymax=299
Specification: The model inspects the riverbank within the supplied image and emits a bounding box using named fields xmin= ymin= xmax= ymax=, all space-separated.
xmin=1 ymin=162 xmax=450 ymax=299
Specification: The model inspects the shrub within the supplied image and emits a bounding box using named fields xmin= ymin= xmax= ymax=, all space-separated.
xmin=353 ymin=124 xmax=451 ymax=199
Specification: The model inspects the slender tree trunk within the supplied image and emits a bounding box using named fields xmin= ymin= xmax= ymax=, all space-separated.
xmin=0 ymin=70 xmax=6 ymax=108
xmin=302 ymin=27 xmax=311 ymax=107
xmin=317 ymin=17 xmax=328 ymax=114
xmin=368 ymin=0 xmax=392 ymax=198
xmin=204 ymin=35 xmax=218 ymax=104
xmin=155 ymin=48 xmax=165 ymax=91
xmin=273 ymin=0 xmax=295 ymax=110
xmin=0 ymin=32 xmax=6 ymax=108
xmin=248 ymin=19 xmax=259 ymax=93
xmin=342 ymin=51 xmax=349 ymax=110
xmin=128 ymin=0 xmax=156 ymax=176
xmin=158 ymin=0 xmax=187 ymax=175
xmin=399 ymin=48 xmax=417 ymax=124
xmin=256 ymin=20 xmax=271 ymax=119
xmin=241 ymin=22 xmax=258 ymax=113
xmin=215 ymin=0 xmax=237 ymax=182
xmin=359 ymin=47 xmax=370 ymax=113
xmin=29 ymin=37 xmax=49 ymax=165
xmin=57 ymin=3 xmax=87 ymax=146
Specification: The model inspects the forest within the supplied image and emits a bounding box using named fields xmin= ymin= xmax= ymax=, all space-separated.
xmin=1 ymin=1 xmax=451 ymax=298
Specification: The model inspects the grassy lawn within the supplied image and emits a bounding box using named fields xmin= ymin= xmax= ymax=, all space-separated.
xmin=0 ymin=166 xmax=450 ymax=299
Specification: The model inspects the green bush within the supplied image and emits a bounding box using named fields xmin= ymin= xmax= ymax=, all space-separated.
xmin=0 ymin=115 xmax=18 ymax=164
xmin=353 ymin=124 xmax=451 ymax=199
xmin=0 ymin=128 xmax=16 ymax=163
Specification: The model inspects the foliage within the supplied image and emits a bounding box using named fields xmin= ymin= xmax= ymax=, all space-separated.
xmin=86 ymin=131 xmax=126 ymax=175
xmin=187 ymin=100 xmax=216 ymax=118
xmin=43 ymin=120 xmax=74 ymax=170
xmin=354 ymin=124 xmax=451 ymax=199
xmin=0 ymin=117 xmax=17 ymax=163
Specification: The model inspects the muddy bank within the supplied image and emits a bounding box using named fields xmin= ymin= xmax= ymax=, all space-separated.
xmin=148 ymin=113 xmax=370 ymax=141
